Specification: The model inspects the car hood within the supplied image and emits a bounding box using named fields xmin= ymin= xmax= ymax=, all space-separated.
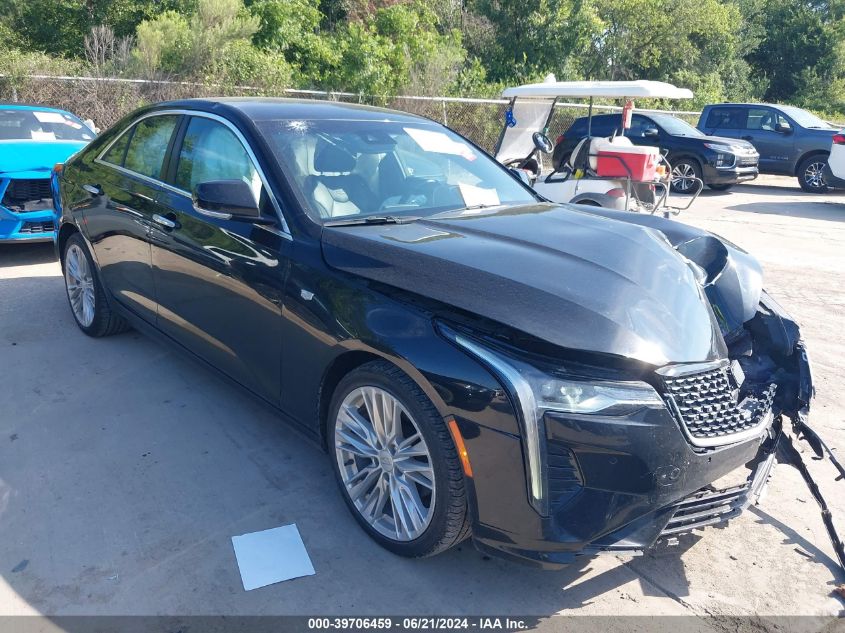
xmin=0 ymin=140 xmax=88 ymax=178
xmin=695 ymin=134 xmax=757 ymax=152
xmin=321 ymin=204 xmax=745 ymax=366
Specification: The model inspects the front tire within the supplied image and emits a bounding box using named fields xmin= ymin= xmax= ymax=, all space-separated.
xmin=798 ymin=155 xmax=829 ymax=193
xmin=62 ymin=233 xmax=130 ymax=337
xmin=670 ymin=158 xmax=702 ymax=193
xmin=328 ymin=361 xmax=470 ymax=558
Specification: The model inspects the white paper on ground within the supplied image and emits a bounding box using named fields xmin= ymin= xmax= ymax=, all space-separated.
xmin=231 ymin=523 xmax=315 ymax=591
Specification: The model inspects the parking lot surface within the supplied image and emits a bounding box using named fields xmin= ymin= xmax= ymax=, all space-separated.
xmin=1 ymin=176 xmax=843 ymax=623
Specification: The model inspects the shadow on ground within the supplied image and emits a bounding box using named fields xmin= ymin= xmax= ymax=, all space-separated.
xmin=725 ymin=200 xmax=845 ymax=222
xmin=0 ymin=243 xmax=56 ymax=267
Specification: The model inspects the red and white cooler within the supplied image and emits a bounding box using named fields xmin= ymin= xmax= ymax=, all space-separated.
xmin=589 ymin=137 xmax=659 ymax=181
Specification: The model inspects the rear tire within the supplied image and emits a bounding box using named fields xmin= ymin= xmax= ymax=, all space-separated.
xmin=798 ymin=155 xmax=829 ymax=193
xmin=708 ymin=183 xmax=734 ymax=191
xmin=62 ymin=233 xmax=130 ymax=337
xmin=328 ymin=361 xmax=470 ymax=558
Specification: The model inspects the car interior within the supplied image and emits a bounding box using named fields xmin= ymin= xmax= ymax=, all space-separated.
xmin=275 ymin=131 xmax=479 ymax=220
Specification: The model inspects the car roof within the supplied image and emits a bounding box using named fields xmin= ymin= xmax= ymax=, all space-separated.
xmin=148 ymin=97 xmax=432 ymax=124
xmin=706 ymin=103 xmax=784 ymax=108
xmin=569 ymin=112 xmax=658 ymax=125
xmin=0 ymin=102 xmax=75 ymax=114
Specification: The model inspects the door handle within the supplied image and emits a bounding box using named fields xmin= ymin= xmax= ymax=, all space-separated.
xmin=82 ymin=184 xmax=103 ymax=196
xmin=152 ymin=214 xmax=179 ymax=230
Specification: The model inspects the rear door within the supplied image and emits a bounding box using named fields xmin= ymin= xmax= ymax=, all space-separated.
xmin=84 ymin=113 xmax=181 ymax=323
xmin=150 ymin=113 xmax=290 ymax=405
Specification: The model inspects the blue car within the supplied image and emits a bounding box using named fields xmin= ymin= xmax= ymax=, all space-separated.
xmin=1 ymin=104 xmax=95 ymax=243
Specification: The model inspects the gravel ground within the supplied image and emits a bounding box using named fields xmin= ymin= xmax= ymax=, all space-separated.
xmin=0 ymin=175 xmax=843 ymax=626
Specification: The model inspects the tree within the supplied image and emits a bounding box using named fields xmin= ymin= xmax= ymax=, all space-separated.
xmin=131 ymin=0 xmax=260 ymax=79
xmin=465 ymin=0 xmax=593 ymax=83
xmin=743 ymin=0 xmax=845 ymax=111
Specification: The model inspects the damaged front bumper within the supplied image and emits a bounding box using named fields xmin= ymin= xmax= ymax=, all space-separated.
xmin=462 ymin=294 xmax=822 ymax=569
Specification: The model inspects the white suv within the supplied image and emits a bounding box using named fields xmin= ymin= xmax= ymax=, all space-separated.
xmin=823 ymin=130 xmax=845 ymax=188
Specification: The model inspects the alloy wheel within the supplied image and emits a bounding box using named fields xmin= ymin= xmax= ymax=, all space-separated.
xmin=671 ymin=162 xmax=696 ymax=192
xmin=804 ymin=161 xmax=827 ymax=190
xmin=65 ymin=244 xmax=95 ymax=327
xmin=334 ymin=386 xmax=436 ymax=541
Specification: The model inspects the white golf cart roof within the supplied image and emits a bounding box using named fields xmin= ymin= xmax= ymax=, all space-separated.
xmin=495 ymin=76 xmax=693 ymax=162
xmin=501 ymin=79 xmax=693 ymax=100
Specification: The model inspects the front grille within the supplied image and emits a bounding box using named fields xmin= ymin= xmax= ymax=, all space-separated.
xmin=660 ymin=363 xmax=776 ymax=446
xmin=19 ymin=220 xmax=55 ymax=234
xmin=738 ymin=155 xmax=758 ymax=167
xmin=546 ymin=439 xmax=583 ymax=511
xmin=2 ymin=178 xmax=52 ymax=211
xmin=660 ymin=483 xmax=750 ymax=536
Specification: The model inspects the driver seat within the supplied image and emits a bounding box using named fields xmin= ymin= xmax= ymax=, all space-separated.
xmin=305 ymin=144 xmax=377 ymax=218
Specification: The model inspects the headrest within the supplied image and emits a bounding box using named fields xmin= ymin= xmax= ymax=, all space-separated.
xmin=314 ymin=143 xmax=356 ymax=173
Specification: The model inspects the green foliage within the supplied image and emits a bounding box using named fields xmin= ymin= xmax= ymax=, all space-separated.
xmin=743 ymin=0 xmax=845 ymax=112
xmin=133 ymin=11 xmax=192 ymax=75
xmin=132 ymin=0 xmax=259 ymax=78
xmin=1 ymin=0 xmax=845 ymax=118
xmin=247 ymin=0 xmax=338 ymax=84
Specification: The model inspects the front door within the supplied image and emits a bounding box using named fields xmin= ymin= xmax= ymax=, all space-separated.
xmin=150 ymin=115 xmax=290 ymax=405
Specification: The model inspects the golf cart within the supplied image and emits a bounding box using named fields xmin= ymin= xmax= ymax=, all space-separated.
xmin=496 ymin=77 xmax=704 ymax=217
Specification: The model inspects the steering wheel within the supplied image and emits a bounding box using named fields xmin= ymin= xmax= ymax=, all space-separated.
xmin=504 ymin=157 xmax=540 ymax=180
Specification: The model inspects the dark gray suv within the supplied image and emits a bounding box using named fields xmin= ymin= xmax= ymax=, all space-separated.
xmin=698 ymin=103 xmax=839 ymax=193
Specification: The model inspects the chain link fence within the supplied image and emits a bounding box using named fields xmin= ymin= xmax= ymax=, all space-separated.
xmin=0 ymin=75 xmax=701 ymax=153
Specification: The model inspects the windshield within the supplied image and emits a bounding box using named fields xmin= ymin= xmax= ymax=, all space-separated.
xmin=778 ymin=105 xmax=833 ymax=130
xmin=0 ymin=108 xmax=95 ymax=142
xmin=649 ymin=114 xmax=703 ymax=137
xmin=256 ymin=119 xmax=537 ymax=223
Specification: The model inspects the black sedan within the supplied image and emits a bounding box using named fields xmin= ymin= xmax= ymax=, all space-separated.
xmin=53 ymin=98 xmax=812 ymax=567
xmin=553 ymin=113 xmax=760 ymax=193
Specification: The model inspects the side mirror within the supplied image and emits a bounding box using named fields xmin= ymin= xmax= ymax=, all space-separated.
xmin=643 ymin=127 xmax=659 ymax=138
xmin=776 ymin=121 xmax=792 ymax=134
xmin=532 ymin=132 xmax=553 ymax=154
xmin=194 ymin=179 xmax=270 ymax=223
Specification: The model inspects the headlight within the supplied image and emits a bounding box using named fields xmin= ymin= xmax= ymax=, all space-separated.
xmin=704 ymin=142 xmax=738 ymax=154
xmin=533 ymin=375 xmax=665 ymax=413
xmin=441 ymin=326 xmax=664 ymax=516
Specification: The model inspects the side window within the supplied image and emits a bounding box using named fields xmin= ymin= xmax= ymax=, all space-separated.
xmin=101 ymin=128 xmax=133 ymax=166
xmin=627 ymin=115 xmax=654 ymax=137
xmin=567 ymin=118 xmax=588 ymax=137
xmin=746 ymin=108 xmax=776 ymax=132
xmin=705 ymin=107 xmax=744 ymax=130
xmin=591 ymin=118 xmax=618 ymax=137
xmin=175 ymin=117 xmax=260 ymax=201
xmin=123 ymin=115 xmax=179 ymax=179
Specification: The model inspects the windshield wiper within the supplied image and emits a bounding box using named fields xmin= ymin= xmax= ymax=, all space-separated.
xmin=324 ymin=215 xmax=420 ymax=227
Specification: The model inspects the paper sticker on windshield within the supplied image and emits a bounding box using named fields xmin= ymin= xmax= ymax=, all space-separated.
xmin=458 ymin=183 xmax=500 ymax=208
xmin=33 ymin=111 xmax=67 ymax=124
xmin=404 ymin=127 xmax=476 ymax=161
xmin=30 ymin=130 xmax=56 ymax=141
